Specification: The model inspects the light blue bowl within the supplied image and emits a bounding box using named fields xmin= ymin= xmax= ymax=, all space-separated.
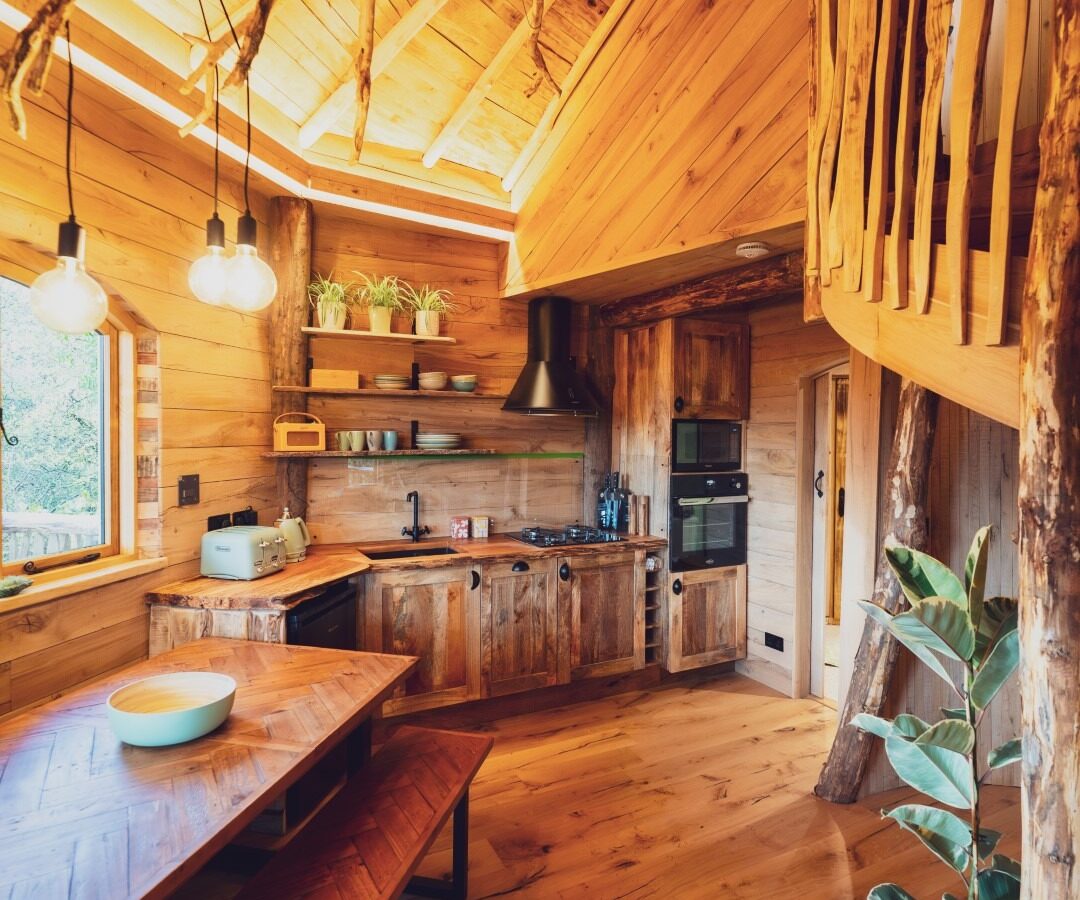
xmin=106 ymin=672 xmax=236 ymax=747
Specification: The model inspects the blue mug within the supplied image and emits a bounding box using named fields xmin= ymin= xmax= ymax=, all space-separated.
xmin=383 ymin=430 xmax=399 ymax=451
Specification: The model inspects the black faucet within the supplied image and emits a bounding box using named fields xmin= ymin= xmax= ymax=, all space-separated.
xmin=402 ymin=491 xmax=430 ymax=542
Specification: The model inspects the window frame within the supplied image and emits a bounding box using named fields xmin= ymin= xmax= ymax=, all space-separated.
xmin=0 ymin=255 xmax=132 ymax=583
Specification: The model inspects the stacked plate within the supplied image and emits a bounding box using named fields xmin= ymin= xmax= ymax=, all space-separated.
xmin=373 ymin=374 xmax=410 ymax=391
xmin=415 ymin=432 xmax=462 ymax=450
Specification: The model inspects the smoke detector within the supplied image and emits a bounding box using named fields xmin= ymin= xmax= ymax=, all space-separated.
xmin=735 ymin=241 xmax=771 ymax=259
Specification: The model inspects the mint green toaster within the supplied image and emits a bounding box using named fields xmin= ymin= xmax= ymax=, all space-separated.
xmin=200 ymin=526 xmax=287 ymax=580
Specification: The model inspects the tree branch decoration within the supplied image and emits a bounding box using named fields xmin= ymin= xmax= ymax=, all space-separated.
xmin=0 ymin=0 xmax=77 ymax=139
xmin=351 ymin=0 xmax=376 ymax=163
xmin=524 ymin=0 xmax=560 ymax=98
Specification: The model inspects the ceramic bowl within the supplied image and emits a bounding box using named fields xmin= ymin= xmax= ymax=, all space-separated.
xmin=450 ymin=375 xmax=477 ymax=392
xmin=418 ymin=371 xmax=448 ymax=390
xmin=106 ymin=672 xmax=236 ymax=747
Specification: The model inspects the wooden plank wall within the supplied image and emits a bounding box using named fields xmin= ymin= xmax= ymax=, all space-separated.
xmin=505 ymin=0 xmax=809 ymax=295
xmin=738 ymin=299 xmax=849 ymax=694
xmin=860 ymin=400 xmax=1021 ymax=794
xmin=0 ymin=59 xmax=274 ymax=714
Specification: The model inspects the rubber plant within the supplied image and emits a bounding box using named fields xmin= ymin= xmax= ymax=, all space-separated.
xmin=854 ymin=526 xmax=1022 ymax=900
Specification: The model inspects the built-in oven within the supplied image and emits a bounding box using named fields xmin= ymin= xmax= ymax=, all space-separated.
xmin=672 ymin=419 xmax=743 ymax=472
xmin=669 ymin=473 xmax=748 ymax=571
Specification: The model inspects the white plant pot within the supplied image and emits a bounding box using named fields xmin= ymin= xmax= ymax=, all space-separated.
xmin=318 ymin=304 xmax=347 ymax=331
xmin=369 ymin=306 xmax=393 ymax=334
xmin=415 ymin=310 xmax=441 ymax=337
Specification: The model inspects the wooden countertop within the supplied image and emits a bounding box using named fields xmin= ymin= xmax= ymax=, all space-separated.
xmin=147 ymin=535 xmax=667 ymax=609
xmin=0 ymin=638 xmax=416 ymax=900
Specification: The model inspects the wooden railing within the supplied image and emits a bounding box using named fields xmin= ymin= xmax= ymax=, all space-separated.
xmin=807 ymin=0 xmax=1045 ymax=428
xmin=2 ymin=512 xmax=99 ymax=563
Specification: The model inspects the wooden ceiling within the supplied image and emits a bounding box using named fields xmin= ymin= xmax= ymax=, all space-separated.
xmin=63 ymin=0 xmax=615 ymax=211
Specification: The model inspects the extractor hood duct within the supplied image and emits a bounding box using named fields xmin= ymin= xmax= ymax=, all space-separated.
xmin=502 ymin=296 xmax=599 ymax=417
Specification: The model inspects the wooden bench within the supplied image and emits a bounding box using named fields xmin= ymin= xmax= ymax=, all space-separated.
xmin=237 ymin=725 xmax=494 ymax=900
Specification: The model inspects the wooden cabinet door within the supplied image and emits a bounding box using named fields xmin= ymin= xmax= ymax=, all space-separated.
xmin=558 ymin=550 xmax=645 ymax=681
xmin=664 ymin=565 xmax=746 ymax=672
xmin=480 ymin=559 xmax=559 ymax=697
xmin=673 ymin=319 xmax=749 ymax=419
xmin=362 ymin=566 xmax=480 ymax=714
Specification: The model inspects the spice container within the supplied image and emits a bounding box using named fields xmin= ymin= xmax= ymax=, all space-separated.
xmin=450 ymin=516 xmax=470 ymax=539
xmin=470 ymin=516 xmax=490 ymax=538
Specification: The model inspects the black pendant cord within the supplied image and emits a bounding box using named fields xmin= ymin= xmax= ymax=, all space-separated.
xmin=64 ymin=20 xmax=75 ymax=226
xmin=196 ymin=0 xmax=220 ymax=219
xmin=217 ymin=0 xmax=252 ymax=218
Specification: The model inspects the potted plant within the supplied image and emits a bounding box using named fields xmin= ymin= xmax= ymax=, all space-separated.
xmin=403 ymin=283 xmax=456 ymax=337
xmin=357 ymin=274 xmax=402 ymax=334
xmin=307 ymin=273 xmax=353 ymax=331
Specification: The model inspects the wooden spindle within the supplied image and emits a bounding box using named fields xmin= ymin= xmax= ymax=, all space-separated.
xmin=888 ymin=0 xmax=921 ymax=309
xmin=806 ymin=0 xmax=834 ymax=279
xmin=985 ymin=0 xmax=1030 ymax=345
xmin=912 ymin=0 xmax=954 ymax=314
xmin=817 ymin=0 xmax=848 ymax=287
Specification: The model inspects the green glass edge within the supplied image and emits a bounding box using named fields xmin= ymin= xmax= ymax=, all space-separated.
xmin=372 ymin=452 xmax=584 ymax=461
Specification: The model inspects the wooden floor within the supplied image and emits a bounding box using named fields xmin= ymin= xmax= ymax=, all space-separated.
xmin=409 ymin=673 xmax=1020 ymax=899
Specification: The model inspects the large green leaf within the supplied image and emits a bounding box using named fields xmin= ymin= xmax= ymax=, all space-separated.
xmin=851 ymin=713 xmax=893 ymax=739
xmin=851 ymin=713 xmax=930 ymax=741
xmin=859 ymin=600 xmax=959 ymax=692
xmin=978 ymin=597 xmax=1019 ymax=642
xmin=964 ymin=526 xmax=992 ymax=631
xmin=886 ymin=545 xmax=967 ymax=606
xmin=988 ymin=738 xmax=1021 ymax=770
xmin=971 ymin=629 xmax=1019 ymax=709
xmin=941 ymin=707 xmax=967 ymax=720
xmin=988 ymin=855 xmax=1021 ymax=881
xmin=885 ymin=734 xmax=973 ymax=809
xmin=883 ymin=804 xmax=971 ymax=872
xmin=977 ymin=829 xmax=1002 ymax=860
xmin=892 ymin=598 xmax=976 ymax=662
xmin=916 ymin=719 xmax=975 ymax=754
xmin=868 ymin=885 xmax=919 ymax=900
xmin=975 ymin=868 xmax=1022 ymax=900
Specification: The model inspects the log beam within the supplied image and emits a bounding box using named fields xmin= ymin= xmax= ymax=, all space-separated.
xmin=1018 ymin=0 xmax=1080 ymax=894
xmin=350 ymin=0 xmax=376 ymax=163
xmin=598 ymin=252 xmax=803 ymax=328
xmin=814 ymin=379 xmax=940 ymax=803
xmin=268 ymin=196 xmax=314 ymax=517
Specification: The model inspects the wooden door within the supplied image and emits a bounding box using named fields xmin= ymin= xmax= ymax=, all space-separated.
xmin=362 ymin=566 xmax=480 ymax=714
xmin=664 ymin=565 xmax=746 ymax=672
xmin=480 ymin=559 xmax=559 ymax=697
xmin=673 ymin=319 xmax=750 ymax=419
xmin=558 ymin=550 xmax=645 ymax=681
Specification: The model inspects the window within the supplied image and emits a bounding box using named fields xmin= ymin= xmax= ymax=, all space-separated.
xmin=0 ymin=273 xmax=120 ymax=575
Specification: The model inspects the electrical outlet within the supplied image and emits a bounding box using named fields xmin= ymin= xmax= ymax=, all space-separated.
xmin=764 ymin=632 xmax=784 ymax=653
xmin=207 ymin=513 xmax=232 ymax=531
xmin=178 ymin=474 xmax=200 ymax=506
xmin=233 ymin=507 xmax=258 ymax=526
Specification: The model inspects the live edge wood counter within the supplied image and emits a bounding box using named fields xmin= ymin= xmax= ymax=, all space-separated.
xmin=0 ymin=638 xmax=416 ymax=900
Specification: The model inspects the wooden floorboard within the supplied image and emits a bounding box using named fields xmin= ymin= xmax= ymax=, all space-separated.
xmin=407 ymin=672 xmax=1020 ymax=899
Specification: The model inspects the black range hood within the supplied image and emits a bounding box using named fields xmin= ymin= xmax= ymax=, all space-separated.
xmin=503 ymin=296 xmax=599 ymax=417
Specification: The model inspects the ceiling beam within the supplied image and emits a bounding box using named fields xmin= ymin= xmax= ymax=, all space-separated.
xmin=297 ymin=0 xmax=450 ymax=150
xmin=422 ymin=0 xmax=556 ymax=170
xmin=501 ymin=0 xmax=634 ymax=192
xmin=597 ymin=252 xmax=804 ymax=327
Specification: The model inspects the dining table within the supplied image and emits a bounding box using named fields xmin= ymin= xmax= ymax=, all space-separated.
xmin=0 ymin=637 xmax=417 ymax=899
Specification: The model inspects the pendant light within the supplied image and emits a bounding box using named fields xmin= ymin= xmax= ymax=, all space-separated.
xmin=30 ymin=23 xmax=108 ymax=335
xmin=188 ymin=2 xmax=229 ymax=306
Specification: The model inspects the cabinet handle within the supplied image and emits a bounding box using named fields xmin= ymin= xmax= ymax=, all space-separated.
xmin=814 ymin=470 xmax=825 ymax=498
xmin=559 ymin=562 xmax=570 ymax=581
xmin=470 ymin=570 xmax=480 ymax=590
xmin=511 ymin=560 xmax=529 ymax=573
xmin=672 ymin=578 xmax=682 ymax=596
xmin=674 ymin=395 xmax=685 ymax=413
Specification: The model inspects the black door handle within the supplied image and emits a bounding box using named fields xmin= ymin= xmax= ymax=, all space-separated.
xmin=674 ymin=395 xmax=684 ymax=413
xmin=814 ymin=470 xmax=825 ymax=498
xmin=672 ymin=578 xmax=682 ymax=596
xmin=470 ymin=570 xmax=480 ymax=590
xmin=838 ymin=487 xmax=846 ymax=517
xmin=559 ymin=562 xmax=570 ymax=581
xmin=511 ymin=560 xmax=529 ymax=573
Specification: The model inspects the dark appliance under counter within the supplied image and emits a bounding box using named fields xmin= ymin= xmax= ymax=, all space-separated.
xmin=669 ymin=472 xmax=748 ymax=572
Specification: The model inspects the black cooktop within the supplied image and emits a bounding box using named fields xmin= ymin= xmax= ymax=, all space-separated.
xmin=515 ymin=524 xmax=624 ymax=547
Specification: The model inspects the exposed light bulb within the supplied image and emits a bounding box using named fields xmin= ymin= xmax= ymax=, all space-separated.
xmin=30 ymin=220 xmax=108 ymax=334
xmin=225 ymin=213 xmax=276 ymax=312
xmin=189 ymin=214 xmax=230 ymax=305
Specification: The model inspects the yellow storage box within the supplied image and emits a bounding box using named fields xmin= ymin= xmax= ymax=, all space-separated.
xmin=309 ymin=368 xmax=360 ymax=389
xmin=273 ymin=412 xmax=326 ymax=452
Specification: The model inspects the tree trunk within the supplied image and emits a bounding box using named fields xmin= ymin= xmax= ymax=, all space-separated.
xmin=814 ymin=378 xmax=939 ymax=803
xmin=1018 ymin=0 xmax=1080 ymax=894
xmin=268 ymin=196 xmax=314 ymax=518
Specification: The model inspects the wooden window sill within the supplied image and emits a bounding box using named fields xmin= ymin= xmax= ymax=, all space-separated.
xmin=0 ymin=556 xmax=168 ymax=614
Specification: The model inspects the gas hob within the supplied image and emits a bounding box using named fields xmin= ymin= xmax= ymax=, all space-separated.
xmin=514 ymin=524 xmax=624 ymax=547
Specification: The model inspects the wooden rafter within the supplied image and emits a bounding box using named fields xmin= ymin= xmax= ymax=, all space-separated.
xmin=423 ymin=0 xmax=557 ymax=169
xmin=297 ymin=0 xmax=451 ymax=152
xmin=0 ymin=0 xmax=76 ymax=139
xmin=502 ymin=0 xmax=634 ymax=192
xmin=351 ymin=0 xmax=376 ymax=163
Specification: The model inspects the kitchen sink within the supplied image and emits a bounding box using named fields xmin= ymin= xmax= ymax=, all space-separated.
xmin=362 ymin=546 xmax=459 ymax=560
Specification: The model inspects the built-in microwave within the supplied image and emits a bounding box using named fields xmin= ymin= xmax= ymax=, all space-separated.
xmin=669 ymin=473 xmax=748 ymax=572
xmin=672 ymin=419 xmax=743 ymax=472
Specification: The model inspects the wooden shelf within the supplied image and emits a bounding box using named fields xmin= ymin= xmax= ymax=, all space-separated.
xmin=273 ymin=385 xmax=506 ymax=401
xmin=264 ymin=449 xmax=497 ymax=459
xmin=302 ymin=327 xmax=456 ymax=344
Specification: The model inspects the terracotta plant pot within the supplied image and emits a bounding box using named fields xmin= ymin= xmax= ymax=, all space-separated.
xmin=415 ymin=310 xmax=441 ymax=337
xmin=317 ymin=304 xmax=346 ymax=331
xmin=368 ymin=306 xmax=392 ymax=334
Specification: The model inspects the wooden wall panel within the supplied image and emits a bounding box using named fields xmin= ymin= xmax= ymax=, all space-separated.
xmin=505 ymin=0 xmax=809 ymax=297
xmin=0 ymin=62 xmax=273 ymax=714
xmin=737 ymin=299 xmax=848 ymax=694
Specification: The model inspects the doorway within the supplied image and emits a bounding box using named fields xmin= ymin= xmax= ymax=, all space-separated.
xmin=809 ymin=364 xmax=849 ymax=703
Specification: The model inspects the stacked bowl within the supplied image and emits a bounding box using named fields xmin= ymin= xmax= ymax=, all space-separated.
xmin=418 ymin=371 xmax=448 ymax=391
xmin=373 ymin=373 xmax=410 ymax=391
xmin=415 ymin=432 xmax=462 ymax=450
